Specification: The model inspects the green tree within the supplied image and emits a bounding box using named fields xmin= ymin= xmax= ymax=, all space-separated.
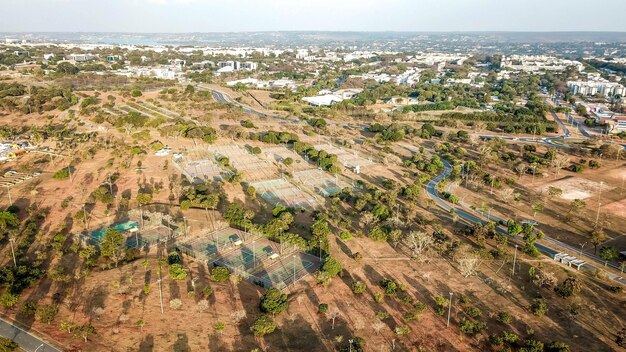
xmin=0 ymin=293 xmax=19 ymax=308
xmin=260 ymin=288 xmax=288 ymax=315
xmin=599 ymin=246 xmax=618 ymax=266
xmin=251 ymin=315 xmax=276 ymax=336
xmin=136 ymin=192 xmax=153 ymax=205
xmin=210 ymin=267 xmax=230 ymax=282
xmin=36 ymin=304 xmax=59 ymax=324
xmin=56 ymin=62 xmax=79 ymax=75
xmin=0 ymin=337 xmax=18 ymax=351
xmin=100 ymin=229 xmax=125 ymax=267
xmin=0 ymin=211 xmax=18 ymax=231
xmin=530 ymin=298 xmax=548 ymax=317
xmin=169 ymin=264 xmax=187 ymax=280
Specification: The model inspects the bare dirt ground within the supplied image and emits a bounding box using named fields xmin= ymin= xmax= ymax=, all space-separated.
xmin=539 ymin=176 xmax=613 ymax=200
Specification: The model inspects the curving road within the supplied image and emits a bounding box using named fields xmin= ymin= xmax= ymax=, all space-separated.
xmin=426 ymin=158 xmax=626 ymax=285
xmin=195 ymin=84 xmax=300 ymax=124
xmin=0 ymin=317 xmax=62 ymax=352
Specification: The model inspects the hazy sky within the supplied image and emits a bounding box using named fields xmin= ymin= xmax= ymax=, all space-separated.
xmin=2 ymin=0 xmax=626 ymax=32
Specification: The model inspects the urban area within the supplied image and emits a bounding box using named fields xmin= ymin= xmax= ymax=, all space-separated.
xmin=0 ymin=30 xmax=624 ymax=352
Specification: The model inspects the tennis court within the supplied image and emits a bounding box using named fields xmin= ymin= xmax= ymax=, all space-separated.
xmin=249 ymin=178 xmax=319 ymax=209
xmin=211 ymin=144 xmax=277 ymax=181
xmin=259 ymin=146 xmax=310 ymax=171
xmin=213 ymin=238 xmax=281 ymax=271
xmin=177 ymin=227 xmax=259 ymax=262
xmin=293 ymin=169 xmax=347 ymax=196
xmin=314 ymin=143 xmax=374 ymax=169
xmin=250 ymin=252 xmax=322 ymax=289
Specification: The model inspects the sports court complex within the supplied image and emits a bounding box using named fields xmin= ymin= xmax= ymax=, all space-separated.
xmin=177 ymin=227 xmax=321 ymax=289
xmin=314 ymin=143 xmax=374 ymax=170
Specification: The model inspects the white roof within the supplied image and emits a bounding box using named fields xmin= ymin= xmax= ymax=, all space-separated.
xmin=302 ymin=94 xmax=343 ymax=107
xmin=217 ymin=66 xmax=234 ymax=73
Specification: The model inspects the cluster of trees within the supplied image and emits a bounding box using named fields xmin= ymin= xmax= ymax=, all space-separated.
xmin=249 ymin=130 xmax=299 ymax=144
xmin=293 ymin=142 xmax=341 ymax=174
xmin=180 ymin=182 xmax=220 ymax=211
xmin=156 ymin=121 xmax=218 ymax=144
xmin=369 ymin=123 xmax=406 ymax=142
xmin=0 ymin=83 xmax=78 ymax=114
xmin=439 ymin=110 xmax=556 ymax=135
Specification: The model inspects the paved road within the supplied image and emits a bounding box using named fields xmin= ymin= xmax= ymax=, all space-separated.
xmin=196 ymin=84 xmax=300 ymax=124
xmin=0 ymin=317 xmax=62 ymax=352
xmin=426 ymin=158 xmax=626 ymax=285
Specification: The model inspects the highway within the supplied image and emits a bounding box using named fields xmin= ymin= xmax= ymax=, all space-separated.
xmin=0 ymin=317 xmax=62 ymax=352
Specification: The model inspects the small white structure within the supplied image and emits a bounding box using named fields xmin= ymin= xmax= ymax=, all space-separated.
xmin=302 ymin=94 xmax=343 ymax=107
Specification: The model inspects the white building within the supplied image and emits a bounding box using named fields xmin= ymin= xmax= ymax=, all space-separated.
xmin=567 ymin=80 xmax=626 ymax=97
xmin=68 ymin=53 xmax=96 ymax=63
xmin=302 ymin=88 xmax=363 ymax=107
xmin=501 ymin=55 xmax=584 ymax=73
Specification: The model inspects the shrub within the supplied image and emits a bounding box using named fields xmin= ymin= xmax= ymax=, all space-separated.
xmin=53 ymin=168 xmax=71 ymax=180
xmin=376 ymin=311 xmax=390 ymax=320
xmin=251 ymin=315 xmax=276 ymax=336
xmin=260 ymin=288 xmax=288 ymax=315
xmin=380 ymin=278 xmax=399 ymax=296
xmin=546 ymin=341 xmax=570 ymax=352
xmin=351 ymin=280 xmax=366 ymax=294
xmin=459 ymin=319 xmax=486 ymax=335
xmin=0 ymin=293 xmax=19 ymax=308
xmin=530 ymin=298 xmax=548 ymax=317
xmin=522 ymin=339 xmax=545 ymax=352
xmin=501 ymin=331 xmax=519 ymax=344
xmin=169 ymin=264 xmax=187 ymax=280
xmin=463 ymin=306 xmax=482 ymax=318
xmin=36 ymin=304 xmax=59 ymax=324
xmin=0 ymin=337 xmax=18 ymax=351
xmin=497 ymin=311 xmax=513 ymax=324
xmin=210 ymin=267 xmax=231 ymax=282
xmin=318 ymin=303 xmax=328 ymax=314
xmin=394 ymin=325 xmax=409 ymax=336
xmin=339 ymin=231 xmax=353 ymax=241
xmin=169 ymin=299 xmax=183 ymax=310
xmin=554 ymin=277 xmax=581 ymax=298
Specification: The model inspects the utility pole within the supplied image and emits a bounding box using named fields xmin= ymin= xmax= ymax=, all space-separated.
xmin=139 ymin=204 xmax=144 ymax=230
xmin=292 ymin=254 xmax=296 ymax=286
xmin=512 ymin=245 xmax=518 ymax=276
xmin=595 ymin=181 xmax=604 ymax=226
xmin=9 ymin=238 xmax=16 ymax=267
xmin=157 ymin=277 xmax=164 ymax=314
xmin=318 ymin=239 xmax=322 ymax=260
xmin=5 ymin=186 xmax=11 ymax=205
xmin=82 ymin=204 xmax=88 ymax=230
xmin=252 ymin=240 xmax=256 ymax=267
xmin=579 ymin=242 xmax=587 ymax=256
xmin=446 ymin=292 xmax=453 ymax=327
xmin=108 ymin=173 xmax=113 ymax=195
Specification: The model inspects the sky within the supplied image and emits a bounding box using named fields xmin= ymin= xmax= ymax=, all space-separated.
xmin=2 ymin=0 xmax=626 ymax=33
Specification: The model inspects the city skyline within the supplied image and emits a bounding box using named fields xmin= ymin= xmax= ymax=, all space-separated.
xmin=2 ymin=0 xmax=626 ymax=33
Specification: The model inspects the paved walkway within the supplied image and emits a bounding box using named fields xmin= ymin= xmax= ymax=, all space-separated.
xmin=0 ymin=317 xmax=62 ymax=352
